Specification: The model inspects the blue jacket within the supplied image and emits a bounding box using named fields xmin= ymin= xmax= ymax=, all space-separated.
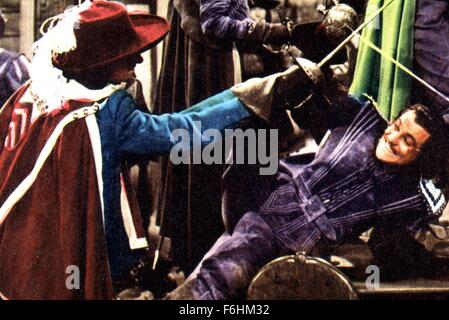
xmin=95 ymin=89 xmax=250 ymax=277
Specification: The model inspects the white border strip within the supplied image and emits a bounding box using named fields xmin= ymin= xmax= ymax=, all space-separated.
xmin=120 ymin=175 xmax=148 ymax=250
xmin=420 ymin=178 xmax=446 ymax=214
xmin=85 ymin=114 xmax=105 ymax=225
xmin=0 ymin=106 xmax=98 ymax=227
xmin=0 ymin=290 xmax=9 ymax=300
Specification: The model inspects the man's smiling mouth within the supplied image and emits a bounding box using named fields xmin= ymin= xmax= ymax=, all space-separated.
xmin=384 ymin=138 xmax=398 ymax=157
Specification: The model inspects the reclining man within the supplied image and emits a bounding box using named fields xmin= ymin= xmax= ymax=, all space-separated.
xmin=165 ymin=66 xmax=449 ymax=299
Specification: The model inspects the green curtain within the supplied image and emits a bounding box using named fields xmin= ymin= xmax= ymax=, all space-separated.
xmin=349 ymin=0 xmax=416 ymax=120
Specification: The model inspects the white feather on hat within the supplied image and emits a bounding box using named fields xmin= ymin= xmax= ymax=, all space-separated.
xmin=27 ymin=0 xmax=125 ymax=115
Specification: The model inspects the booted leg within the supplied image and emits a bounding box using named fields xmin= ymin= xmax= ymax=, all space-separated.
xmin=165 ymin=212 xmax=288 ymax=300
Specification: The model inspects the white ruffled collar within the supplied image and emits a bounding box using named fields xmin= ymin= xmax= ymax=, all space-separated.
xmin=20 ymin=78 xmax=126 ymax=116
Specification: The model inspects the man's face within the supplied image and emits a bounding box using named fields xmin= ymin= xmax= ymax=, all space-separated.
xmin=108 ymin=54 xmax=143 ymax=84
xmin=375 ymin=110 xmax=431 ymax=165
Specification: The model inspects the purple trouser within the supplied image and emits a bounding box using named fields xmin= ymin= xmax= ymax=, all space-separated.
xmin=169 ymin=211 xmax=290 ymax=300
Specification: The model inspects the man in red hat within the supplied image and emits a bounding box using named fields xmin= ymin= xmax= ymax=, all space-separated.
xmin=0 ymin=0 xmax=321 ymax=299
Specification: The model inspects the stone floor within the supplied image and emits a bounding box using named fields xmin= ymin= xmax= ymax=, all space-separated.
xmin=332 ymin=239 xmax=449 ymax=299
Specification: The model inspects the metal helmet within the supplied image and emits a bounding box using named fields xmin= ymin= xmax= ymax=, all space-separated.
xmin=319 ymin=3 xmax=358 ymax=45
xmin=291 ymin=3 xmax=358 ymax=65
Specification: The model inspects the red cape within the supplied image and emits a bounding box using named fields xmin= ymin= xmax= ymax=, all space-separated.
xmin=0 ymin=85 xmax=114 ymax=299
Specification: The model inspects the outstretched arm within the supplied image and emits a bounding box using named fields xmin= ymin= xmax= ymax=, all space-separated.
xmin=199 ymin=0 xmax=291 ymax=45
xmin=199 ymin=0 xmax=252 ymax=40
xmin=107 ymin=60 xmax=326 ymax=156
xmin=106 ymin=90 xmax=250 ymax=156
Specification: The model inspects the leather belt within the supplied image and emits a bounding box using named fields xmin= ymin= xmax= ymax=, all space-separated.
xmin=294 ymin=175 xmax=337 ymax=242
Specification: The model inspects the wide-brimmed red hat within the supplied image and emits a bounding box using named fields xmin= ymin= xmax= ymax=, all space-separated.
xmin=52 ymin=0 xmax=169 ymax=74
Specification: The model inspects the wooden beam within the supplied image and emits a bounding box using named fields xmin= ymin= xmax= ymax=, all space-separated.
xmin=19 ymin=0 xmax=34 ymax=59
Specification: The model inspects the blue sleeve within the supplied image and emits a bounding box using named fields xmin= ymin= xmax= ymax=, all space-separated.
xmin=106 ymin=89 xmax=250 ymax=155
xmin=199 ymin=0 xmax=252 ymax=40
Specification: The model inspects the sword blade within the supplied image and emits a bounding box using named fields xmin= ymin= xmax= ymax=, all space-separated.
xmin=356 ymin=31 xmax=449 ymax=104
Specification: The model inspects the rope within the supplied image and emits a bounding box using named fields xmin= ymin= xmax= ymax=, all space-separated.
xmin=355 ymin=32 xmax=449 ymax=104
xmin=318 ymin=0 xmax=397 ymax=67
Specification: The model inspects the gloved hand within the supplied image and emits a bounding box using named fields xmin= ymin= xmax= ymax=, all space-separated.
xmin=273 ymin=58 xmax=324 ymax=110
xmin=231 ymin=57 xmax=324 ymax=122
xmin=268 ymin=45 xmax=304 ymax=71
xmin=244 ymin=20 xmax=292 ymax=46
